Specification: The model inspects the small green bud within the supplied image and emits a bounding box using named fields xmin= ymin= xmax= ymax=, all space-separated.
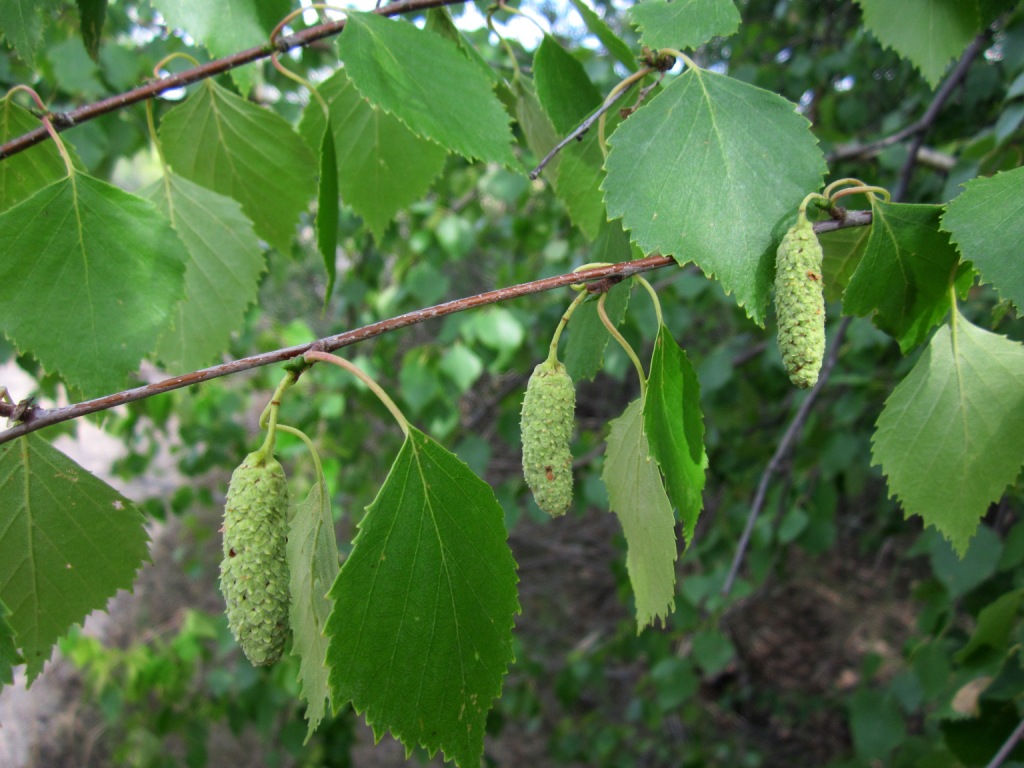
xmin=220 ymin=450 xmax=290 ymax=666
xmin=521 ymin=358 xmax=575 ymax=516
xmin=775 ymin=211 xmax=826 ymax=389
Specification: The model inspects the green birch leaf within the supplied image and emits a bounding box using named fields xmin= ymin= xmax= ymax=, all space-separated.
xmin=0 ymin=0 xmax=58 ymax=65
xmin=534 ymin=35 xmax=602 ymax=134
xmin=819 ymin=222 xmax=871 ymax=303
xmin=644 ymin=326 xmax=705 ymax=546
xmin=941 ymin=166 xmax=1024 ymax=311
xmin=298 ymin=69 xmax=447 ymax=242
xmin=150 ymin=0 xmax=290 ymax=94
xmin=567 ymin=0 xmax=638 ymax=72
xmin=872 ymin=309 xmax=1024 ymax=555
xmin=0 ymin=97 xmax=79 ymax=212
xmin=143 ymin=172 xmax=265 ymax=373
xmin=854 ymin=0 xmax=981 ymax=88
xmin=326 ymin=427 xmax=519 ymax=767
xmin=955 ymin=588 xmax=1024 ymax=664
xmin=76 ymin=0 xmax=107 ymax=60
xmin=0 ymin=172 xmax=188 ymax=397
xmin=338 ymin=11 xmax=515 ymax=166
xmin=563 ymin=223 xmax=633 ymax=382
xmin=630 ymin=0 xmax=740 ymax=51
xmin=0 ymin=434 xmax=150 ymax=681
xmin=159 ymin=79 xmax=316 ymax=255
xmin=603 ymin=67 xmax=826 ymax=325
xmin=843 ymin=201 xmax=961 ymax=352
xmin=288 ymin=466 xmax=340 ymax=741
xmin=424 ymin=7 xmax=501 ymax=85
xmin=0 ymin=599 xmax=21 ymax=687
xmin=604 ymin=398 xmax=678 ymax=629
xmin=317 ymin=118 xmax=339 ymax=302
xmin=514 ymin=77 xmax=559 ymax=166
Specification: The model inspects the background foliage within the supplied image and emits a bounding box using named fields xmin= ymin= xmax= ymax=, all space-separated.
xmin=1 ymin=0 xmax=1024 ymax=766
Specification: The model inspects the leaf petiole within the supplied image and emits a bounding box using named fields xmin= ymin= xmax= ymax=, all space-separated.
xmin=304 ymin=350 xmax=410 ymax=437
xmin=599 ymin=293 xmax=647 ymax=398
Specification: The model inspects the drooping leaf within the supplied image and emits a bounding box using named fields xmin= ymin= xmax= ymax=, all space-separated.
xmin=955 ymin=589 xmax=1024 ymax=664
xmin=644 ymin=326 xmax=705 ymax=546
xmin=0 ymin=599 xmax=21 ymax=687
xmin=942 ymin=166 xmax=1024 ymax=311
xmin=0 ymin=172 xmax=188 ymax=397
xmin=150 ymin=0 xmax=290 ymax=94
xmin=872 ymin=309 xmax=1024 ymax=555
xmin=567 ymin=0 xmax=638 ymax=72
xmin=603 ymin=66 xmax=826 ymax=325
xmin=298 ymin=69 xmax=447 ymax=242
xmin=604 ymin=398 xmax=678 ymax=629
xmin=630 ymin=0 xmax=740 ymax=51
xmin=819 ymin=222 xmax=871 ymax=303
xmin=288 ymin=467 xmax=340 ymax=741
xmin=0 ymin=97 xmax=79 ymax=212
xmin=854 ymin=0 xmax=981 ymax=88
xmin=326 ymin=428 xmax=519 ymax=767
xmin=534 ymin=35 xmax=602 ymax=135
xmin=0 ymin=434 xmax=150 ymax=681
xmin=338 ymin=11 xmax=515 ymax=166
xmin=0 ymin=0 xmax=59 ymax=65
xmin=563 ymin=223 xmax=633 ymax=381
xmin=76 ymin=0 xmax=107 ymax=60
xmin=317 ymin=118 xmax=339 ymax=302
xmin=513 ymin=77 xmax=560 ymax=171
xmin=843 ymin=201 xmax=961 ymax=352
xmin=424 ymin=7 xmax=501 ymax=85
xmin=159 ymin=79 xmax=316 ymax=255
xmin=143 ymin=171 xmax=266 ymax=373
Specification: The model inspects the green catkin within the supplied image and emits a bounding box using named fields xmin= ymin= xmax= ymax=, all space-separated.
xmin=520 ymin=357 xmax=576 ymax=517
xmin=220 ymin=450 xmax=291 ymax=666
xmin=774 ymin=210 xmax=826 ymax=389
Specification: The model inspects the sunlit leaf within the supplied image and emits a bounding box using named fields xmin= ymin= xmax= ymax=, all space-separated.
xmin=0 ymin=434 xmax=150 ymax=681
xmin=144 ymin=171 xmax=265 ymax=373
xmin=0 ymin=172 xmax=187 ymax=396
xmin=159 ymin=79 xmax=316 ymax=254
xmin=603 ymin=66 xmax=825 ymax=325
xmin=339 ymin=11 xmax=515 ymax=165
xmin=872 ymin=309 xmax=1024 ymax=555
xmin=630 ymin=0 xmax=740 ymax=51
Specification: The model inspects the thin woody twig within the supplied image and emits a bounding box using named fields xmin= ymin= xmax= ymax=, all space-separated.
xmin=721 ymin=315 xmax=852 ymax=596
xmin=0 ymin=0 xmax=464 ymax=161
xmin=0 ymin=215 xmax=872 ymax=444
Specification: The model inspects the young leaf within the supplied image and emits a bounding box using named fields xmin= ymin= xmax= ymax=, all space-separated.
xmin=941 ymin=166 xmax=1024 ymax=311
xmin=843 ymin=201 xmax=961 ymax=352
xmin=0 ymin=97 xmax=80 ymax=212
xmin=644 ymin=326 xmax=706 ymax=546
xmin=854 ymin=0 xmax=980 ymax=88
xmin=298 ymin=69 xmax=448 ymax=242
xmin=76 ymin=0 xmax=107 ymax=60
xmin=326 ymin=427 xmax=519 ymax=768
xmin=338 ymin=11 xmax=516 ymax=166
xmin=603 ymin=66 xmax=826 ymax=325
xmin=604 ymin=398 xmax=678 ymax=629
xmin=0 ymin=599 xmax=21 ymax=688
xmin=566 ymin=0 xmax=638 ymax=72
xmin=159 ymin=79 xmax=316 ymax=255
xmin=288 ymin=470 xmax=340 ymax=741
xmin=0 ymin=172 xmax=188 ymax=397
xmin=149 ymin=0 xmax=290 ymax=94
xmin=144 ymin=171 xmax=265 ymax=373
xmin=316 ymin=118 xmax=339 ymax=302
xmin=630 ymin=0 xmax=740 ymax=52
xmin=0 ymin=434 xmax=150 ymax=681
xmin=872 ymin=309 xmax=1024 ymax=555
